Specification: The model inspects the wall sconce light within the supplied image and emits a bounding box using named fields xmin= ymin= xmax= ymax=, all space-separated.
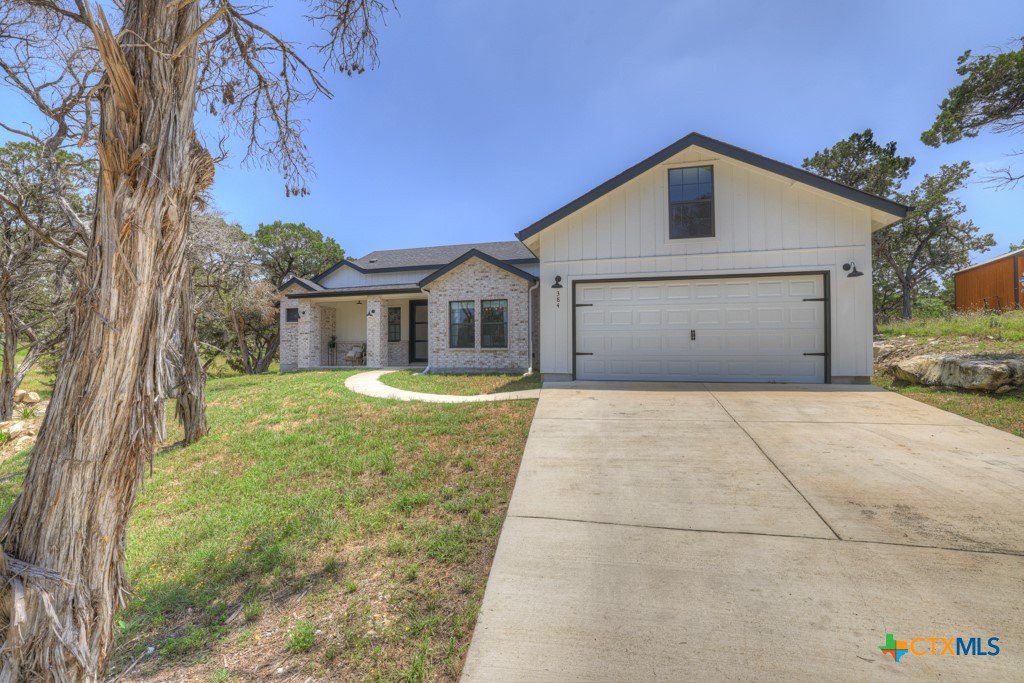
xmin=843 ymin=262 xmax=864 ymax=278
xmin=551 ymin=275 xmax=563 ymax=289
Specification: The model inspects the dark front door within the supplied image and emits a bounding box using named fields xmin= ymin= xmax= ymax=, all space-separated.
xmin=409 ymin=300 xmax=428 ymax=363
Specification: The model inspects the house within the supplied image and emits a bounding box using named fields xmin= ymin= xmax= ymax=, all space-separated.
xmin=953 ymin=247 xmax=1023 ymax=311
xmin=280 ymin=133 xmax=909 ymax=383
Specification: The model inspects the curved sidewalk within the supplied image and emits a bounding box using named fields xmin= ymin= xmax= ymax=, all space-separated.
xmin=344 ymin=370 xmax=541 ymax=403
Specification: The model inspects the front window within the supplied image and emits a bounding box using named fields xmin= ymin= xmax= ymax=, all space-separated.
xmin=668 ymin=166 xmax=714 ymax=239
xmin=481 ymin=299 xmax=508 ymax=348
xmin=387 ymin=307 xmax=401 ymax=342
xmin=285 ymin=308 xmax=299 ymax=322
xmin=449 ymin=301 xmax=475 ymax=348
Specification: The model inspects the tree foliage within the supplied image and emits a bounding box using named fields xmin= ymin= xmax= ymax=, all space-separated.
xmin=0 ymin=142 xmax=95 ymax=419
xmin=922 ymin=37 xmax=1024 ymax=186
xmin=253 ymin=220 xmax=345 ymax=284
xmin=803 ymin=129 xmax=915 ymax=198
xmin=877 ymin=162 xmax=995 ymax=319
xmin=804 ymin=130 xmax=994 ymax=320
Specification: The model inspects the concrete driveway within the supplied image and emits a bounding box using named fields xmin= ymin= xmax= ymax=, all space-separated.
xmin=462 ymin=382 xmax=1024 ymax=682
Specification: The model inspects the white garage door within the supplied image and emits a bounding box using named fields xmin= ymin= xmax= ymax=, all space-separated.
xmin=574 ymin=274 xmax=826 ymax=383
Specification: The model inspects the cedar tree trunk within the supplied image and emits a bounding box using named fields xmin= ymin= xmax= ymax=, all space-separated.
xmin=175 ymin=268 xmax=208 ymax=445
xmin=0 ymin=2 xmax=213 ymax=679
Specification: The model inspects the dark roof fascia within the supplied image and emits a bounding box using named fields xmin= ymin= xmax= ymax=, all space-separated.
xmin=277 ymin=276 xmax=319 ymax=293
xmin=314 ymin=257 xmax=538 ymax=283
xmin=288 ymin=286 xmax=422 ymax=299
xmin=516 ymin=132 xmax=912 ymax=242
xmin=418 ymin=249 xmax=539 ymax=289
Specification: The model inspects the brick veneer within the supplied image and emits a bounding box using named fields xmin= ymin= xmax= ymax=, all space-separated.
xmin=425 ymin=258 xmax=532 ymax=372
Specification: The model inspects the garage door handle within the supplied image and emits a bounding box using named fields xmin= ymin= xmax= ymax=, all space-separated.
xmin=575 ymin=352 xmax=594 ymax=356
xmin=803 ymin=352 xmax=827 ymax=357
xmin=690 ymin=330 xmax=696 ymax=341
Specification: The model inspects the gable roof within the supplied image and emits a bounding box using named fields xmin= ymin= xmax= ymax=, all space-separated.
xmin=418 ymin=249 xmax=538 ymax=288
xmin=515 ymin=132 xmax=912 ymax=242
xmin=314 ymin=240 xmax=537 ymax=283
xmin=277 ymin=275 xmax=323 ymax=293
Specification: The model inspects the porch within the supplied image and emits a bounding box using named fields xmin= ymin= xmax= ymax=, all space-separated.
xmin=281 ymin=291 xmax=429 ymax=371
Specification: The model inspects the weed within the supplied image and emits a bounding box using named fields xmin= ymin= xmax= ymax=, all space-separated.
xmin=343 ymin=579 xmax=358 ymax=594
xmin=287 ymin=619 xmax=316 ymax=653
xmin=404 ymin=563 xmax=420 ymax=582
xmin=242 ymin=596 xmax=263 ymax=622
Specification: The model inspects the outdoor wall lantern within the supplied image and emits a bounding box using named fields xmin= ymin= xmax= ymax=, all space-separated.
xmin=551 ymin=275 xmax=563 ymax=289
xmin=843 ymin=262 xmax=864 ymax=278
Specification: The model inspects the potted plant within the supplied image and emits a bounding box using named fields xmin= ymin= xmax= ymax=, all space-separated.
xmin=328 ymin=335 xmax=337 ymax=350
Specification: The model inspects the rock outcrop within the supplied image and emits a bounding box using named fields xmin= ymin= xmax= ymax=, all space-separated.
xmin=892 ymin=355 xmax=1024 ymax=392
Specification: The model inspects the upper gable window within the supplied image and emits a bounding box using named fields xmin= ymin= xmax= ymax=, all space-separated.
xmin=668 ymin=166 xmax=714 ymax=239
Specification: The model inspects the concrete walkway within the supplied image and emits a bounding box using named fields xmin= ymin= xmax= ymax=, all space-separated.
xmin=344 ymin=369 xmax=541 ymax=403
xmin=462 ymin=381 xmax=1024 ymax=682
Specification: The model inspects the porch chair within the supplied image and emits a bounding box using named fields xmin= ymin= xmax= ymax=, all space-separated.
xmin=342 ymin=345 xmax=364 ymax=366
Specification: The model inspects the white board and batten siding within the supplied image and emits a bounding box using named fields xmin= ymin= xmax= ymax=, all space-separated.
xmin=530 ymin=145 xmax=876 ymax=383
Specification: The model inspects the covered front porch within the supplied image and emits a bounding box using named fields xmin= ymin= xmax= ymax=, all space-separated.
xmin=284 ymin=289 xmax=429 ymax=371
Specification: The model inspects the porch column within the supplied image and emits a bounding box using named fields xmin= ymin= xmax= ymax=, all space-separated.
xmin=365 ymin=296 xmax=388 ymax=367
xmin=297 ymin=300 xmax=320 ymax=369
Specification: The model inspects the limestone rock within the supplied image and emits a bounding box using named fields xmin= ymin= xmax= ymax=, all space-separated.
xmin=21 ymin=391 xmax=40 ymax=404
xmin=4 ymin=421 xmax=31 ymax=439
xmin=892 ymin=355 xmax=1024 ymax=392
xmin=12 ymin=389 xmax=27 ymax=403
xmin=872 ymin=342 xmax=895 ymax=360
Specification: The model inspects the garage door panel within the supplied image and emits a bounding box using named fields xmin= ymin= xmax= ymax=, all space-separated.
xmin=575 ymin=275 xmax=826 ymax=383
xmin=636 ymin=309 xmax=662 ymax=325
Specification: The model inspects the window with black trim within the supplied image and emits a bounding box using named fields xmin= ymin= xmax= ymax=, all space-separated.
xmin=481 ymin=299 xmax=508 ymax=348
xmin=285 ymin=308 xmax=299 ymax=322
xmin=387 ymin=307 xmax=401 ymax=342
xmin=668 ymin=166 xmax=714 ymax=239
xmin=449 ymin=301 xmax=474 ymax=348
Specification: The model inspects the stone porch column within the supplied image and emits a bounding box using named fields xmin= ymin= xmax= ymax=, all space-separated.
xmin=365 ymin=296 xmax=388 ymax=367
xmin=297 ymin=300 xmax=321 ymax=369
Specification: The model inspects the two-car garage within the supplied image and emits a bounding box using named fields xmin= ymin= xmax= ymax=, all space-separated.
xmin=573 ymin=273 xmax=828 ymax=383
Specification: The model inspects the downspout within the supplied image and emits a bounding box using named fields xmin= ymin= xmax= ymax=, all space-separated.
xmin=526 ymin=279 xmax=539 ymax=375
xmin=418 ymin=286 xmax=431 ymax=374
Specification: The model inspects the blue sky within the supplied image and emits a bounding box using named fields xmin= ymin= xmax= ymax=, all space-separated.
xmin=3 ymin=1 xmax=1023 ymax=260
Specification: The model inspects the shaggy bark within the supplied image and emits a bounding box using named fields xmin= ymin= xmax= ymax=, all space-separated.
xmin=175 ymin=268 xmax=208 ymax=445
xmin=0 ymin=2 xmax=213 ymax=679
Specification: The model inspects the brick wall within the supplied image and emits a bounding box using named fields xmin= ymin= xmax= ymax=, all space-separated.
xmin=425 ymin=258 xmax=531 ymax=372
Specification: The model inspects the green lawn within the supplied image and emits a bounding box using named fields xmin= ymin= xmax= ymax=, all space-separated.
xmin=378 ymin=370 xmax=542 ymax=396
xmin=0 ymin=369 xmax=536 ymax=681
xmin=877 ymin=309 xmax=1024 ymax=343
